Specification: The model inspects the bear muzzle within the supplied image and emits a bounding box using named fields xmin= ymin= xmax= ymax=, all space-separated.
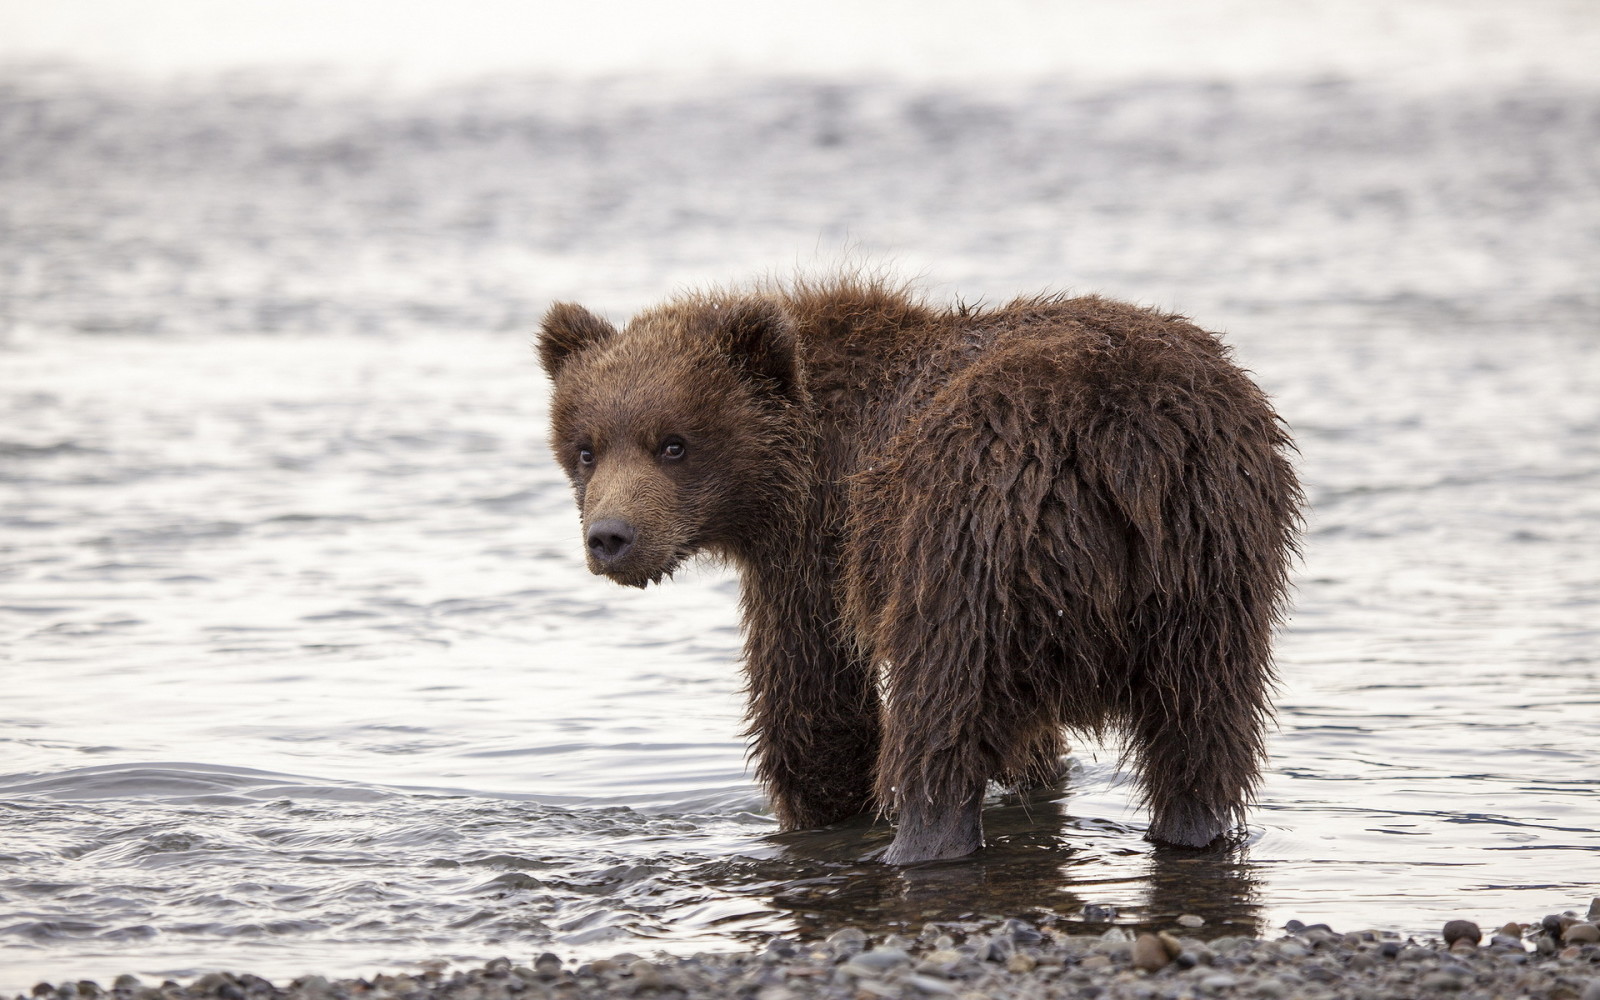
xmin=583 ymin=516 xmax=678 ymax=588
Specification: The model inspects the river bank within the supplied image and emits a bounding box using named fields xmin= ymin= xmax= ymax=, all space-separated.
xmin=18 ymin=901 xmax=1600 ymax=1000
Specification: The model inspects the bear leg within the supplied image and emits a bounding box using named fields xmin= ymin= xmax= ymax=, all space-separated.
xmin=741 ymin=570 xmax=882 ymax=830
xmin=882 ymin=779 xmax=985 ymax=864
xmin=1127 ymin=679 xmax=1267 ymax=849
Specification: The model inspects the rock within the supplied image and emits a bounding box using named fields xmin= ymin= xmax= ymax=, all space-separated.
xmin=1177 ymin=914 xmax=1205 ymax=928
xmin=1079 ymin=955 xmax=1112 ymax=970
xmin=1421 ymin=971 xmax=1466 ymax=991
xmin=916 ymin=950 xmax=962 ymax=974
xmin=534 ymin=954 xmax=563 ymax=978
xmin=1132 ymin=934 xmax=1171 ymax=972
xmin=1252 ymin=979 xmax=1287 ymax=999
xmin=1001 ymin=918 xmax=1043 ymax=945
xmin=1589 ymin=898 xmax=1600 ymax=922
xmin=1565 ymin=922 xmax=1600 ymax=944
xmin=626 ymin=961 xmax=662 ymax=991
xmin=824 ymin=927 xmax=868 ymax=958
xmin=1199 ymin=973 xmax=1239 ymax=992
xmin=849 ymin=949 xmax=911 ymax=972
xmin=1490 ymin=934 xmax=1526 ymax=950
xmin=1005 ymin=953 xmax=1036 ymax=974
xmin=905 ymin=976 xmax=957 ymax=996
xmin=1304 ymin=963 xmax=1339 ymax=983
xmin=1442 ymin=920 xmax=1481 ymax=946
xmin=976 ymin=933 xmax=1016 ymax=961
xmin=1581 ymin=979 xmax=1600 ymax=1000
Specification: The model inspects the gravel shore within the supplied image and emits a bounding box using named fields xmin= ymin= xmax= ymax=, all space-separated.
xmin=17 ymin=899 xmax=1600 ymax=1000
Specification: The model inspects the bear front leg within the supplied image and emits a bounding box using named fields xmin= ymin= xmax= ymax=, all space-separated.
xmin=741 ymin=582 xmax=881 ymax=830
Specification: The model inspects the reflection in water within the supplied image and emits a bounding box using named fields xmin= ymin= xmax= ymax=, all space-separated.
xmin=708 ymin=781 xmax=1263 ymax=942
xmin=1142 ymin=846 xmax=1264 ymax=937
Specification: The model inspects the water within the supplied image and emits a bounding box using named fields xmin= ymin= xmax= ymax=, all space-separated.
xmin=3 ymin=7 xmax=1599 ymax=991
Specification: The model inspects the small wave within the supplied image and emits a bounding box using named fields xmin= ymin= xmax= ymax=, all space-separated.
xmin=0 ymin=440 xmax=100 ymax=458
xmin=0 ymin=763 xmax=396 ymax=805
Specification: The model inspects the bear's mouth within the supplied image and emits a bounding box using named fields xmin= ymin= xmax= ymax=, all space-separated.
xmin=593 ymin=548 xmax=692 ymax=589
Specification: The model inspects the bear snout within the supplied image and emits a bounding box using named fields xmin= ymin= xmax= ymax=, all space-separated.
xmin=586 ymin=518 xmax=637 ymax=564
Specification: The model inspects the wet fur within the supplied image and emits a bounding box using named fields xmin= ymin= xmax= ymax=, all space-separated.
xmin=539 ymin=277 xmax=1301 ymax=862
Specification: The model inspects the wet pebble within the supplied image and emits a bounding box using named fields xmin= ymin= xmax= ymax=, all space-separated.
xmin=1442 ymin=919 xmax=1480 ymax=946
xmin=14 ymin=905 xmax=1600 ymax=1000
xmin=1565 ymin=923 xmax=1600 ymax=944
xmin=823 ymin=926 xmax=868 ymax=958
xmin=904 ymin=975 xmax=956 ymax=995
xmin=1131 ymin=934 xmax=1171 ymax=972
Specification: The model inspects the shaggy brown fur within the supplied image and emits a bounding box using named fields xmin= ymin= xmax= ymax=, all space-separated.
xmin=538 ymin=277 xmax=1301 ymax=863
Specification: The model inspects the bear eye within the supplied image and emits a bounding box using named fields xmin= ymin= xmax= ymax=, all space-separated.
xmin=659 ymin=437 xmax=687 ymax=461
xmin=577 ymin=447 xmax=594 ymax=466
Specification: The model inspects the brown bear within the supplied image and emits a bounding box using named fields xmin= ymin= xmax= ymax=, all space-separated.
xmin=538 ymin=276 xmax=1301 ymax=864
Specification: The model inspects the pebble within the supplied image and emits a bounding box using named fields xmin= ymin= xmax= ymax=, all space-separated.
xmin=1177 ymin=914 xmax=1205 ymax=928
xmin=1565 ymin=922 xmax=1600 ymax=944
xmin=1131 ymin=934 xmax=1171 ymax=972
xmin=15 ymin=905 xmax=1600 ymax=1000
xmin=1589 ymin=898 xmax=1600 ymax=922
xmin=904 ymin=976 xmax=956 ymax=995
xmin=1004 ymin=952 xmax=1036 ymax=974
xmin=848 ymin=948 xmax=911 ymax=972
xmin=824 ymin=927 xmax=868 ymax=957
xmin=626 ymin=961 xmax=661 ymax=990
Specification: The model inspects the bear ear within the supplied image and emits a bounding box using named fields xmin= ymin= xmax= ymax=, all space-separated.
xmin=538 ymin=302 xmax=616 ymax=377
xmin=718 ymin=299 xmax=800 ymax=395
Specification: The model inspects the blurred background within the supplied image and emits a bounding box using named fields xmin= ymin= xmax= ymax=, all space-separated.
xmin=2 ymin=0 xmax=1597 ymax=992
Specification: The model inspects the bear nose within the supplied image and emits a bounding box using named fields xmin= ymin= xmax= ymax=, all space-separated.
xmin=586 ymin=518 xmax=636 ymax=563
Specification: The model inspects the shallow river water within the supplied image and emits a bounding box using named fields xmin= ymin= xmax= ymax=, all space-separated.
xmin=2 ymin=25 xmax=1599 ymax=993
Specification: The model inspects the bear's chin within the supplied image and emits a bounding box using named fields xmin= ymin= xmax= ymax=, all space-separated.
xmin=594 ymin=558 xmax=685 ymax=590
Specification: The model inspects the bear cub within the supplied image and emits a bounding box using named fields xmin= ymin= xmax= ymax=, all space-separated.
xmin=538 ymin=277 xmax=1300 ymax=864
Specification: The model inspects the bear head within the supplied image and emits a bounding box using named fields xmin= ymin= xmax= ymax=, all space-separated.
xmin=538 ymin=297 xmax=810 ymax=587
